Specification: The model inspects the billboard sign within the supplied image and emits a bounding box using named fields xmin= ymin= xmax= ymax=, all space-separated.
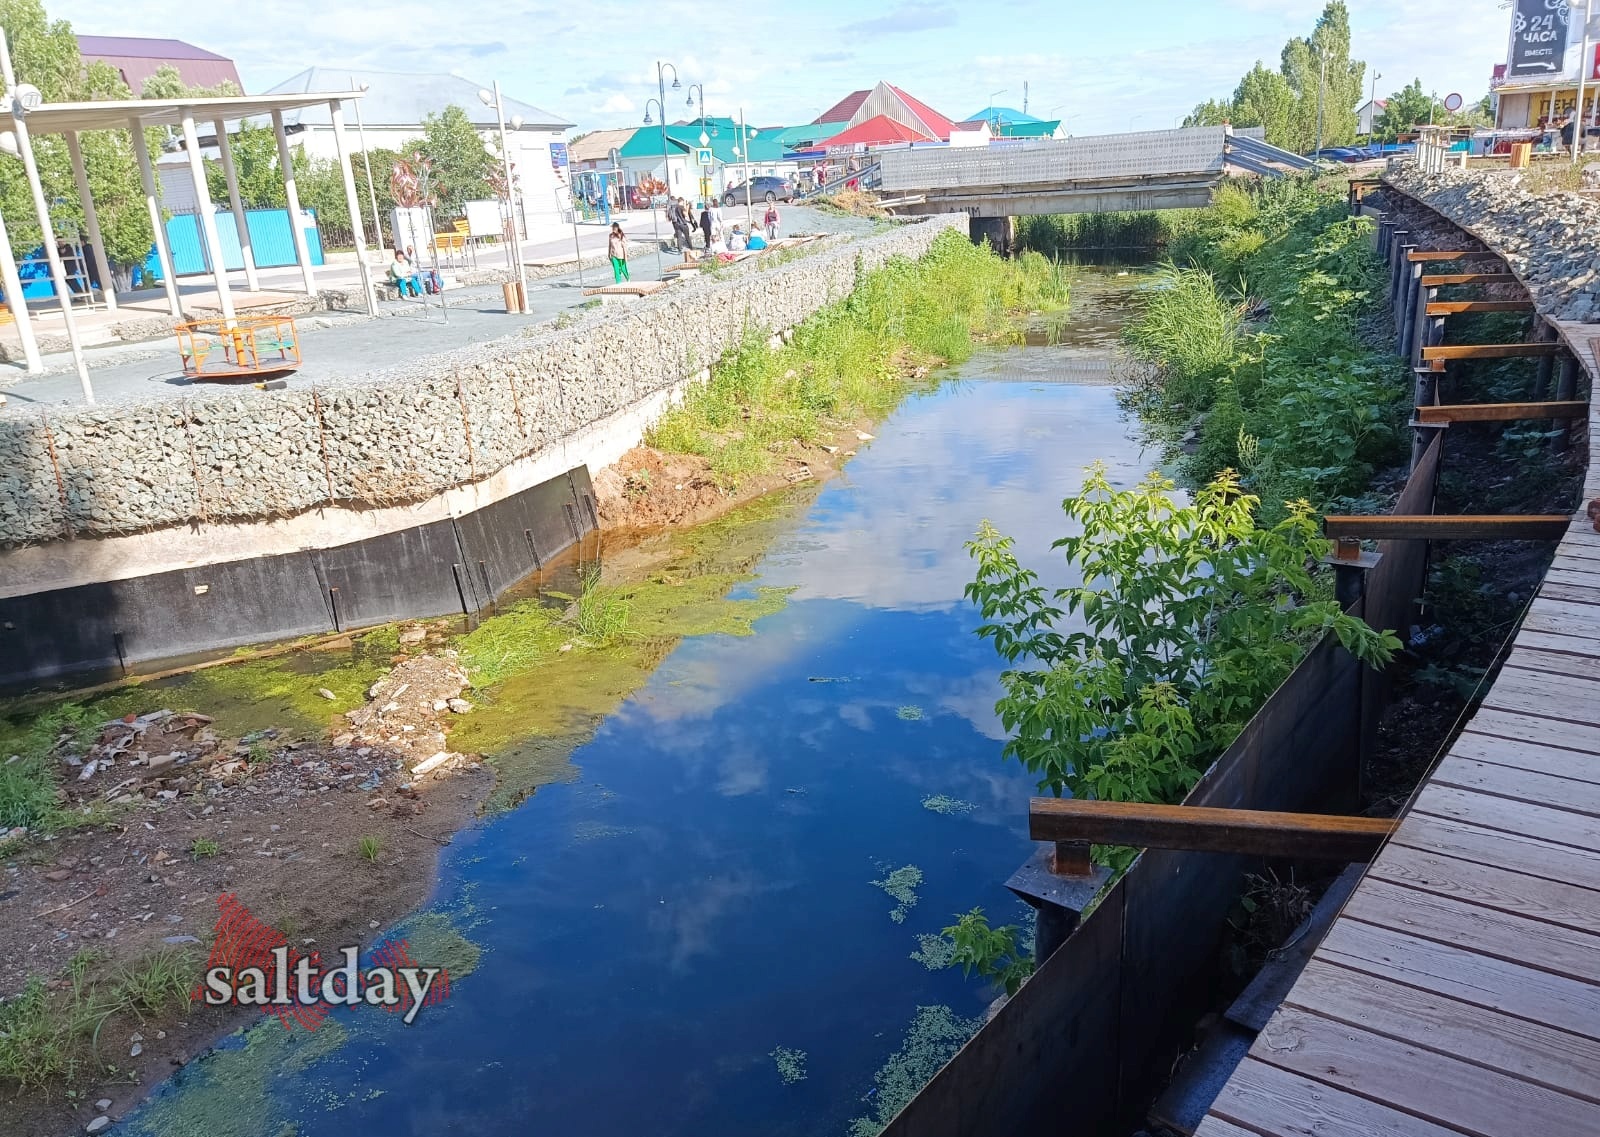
xmin=1508 ymin=0 xmax=1571 ymax=78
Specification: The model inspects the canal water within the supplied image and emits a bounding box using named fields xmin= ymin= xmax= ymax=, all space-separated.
xmin=122 ymin=267 xmax=1155 ymax=1137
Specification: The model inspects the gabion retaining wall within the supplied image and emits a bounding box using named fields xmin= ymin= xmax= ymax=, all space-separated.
xmin=0 ymin=216 xmax=965 ymax=549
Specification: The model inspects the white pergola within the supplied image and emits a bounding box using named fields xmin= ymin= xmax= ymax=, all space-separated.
xmin=1 ymin=76 xmax=377 ymax=399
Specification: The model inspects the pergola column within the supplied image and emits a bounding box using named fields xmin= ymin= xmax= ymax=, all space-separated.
xmin=64 ymin=130 xmax=117 ymax=312
xmin=213 ymin=117 xmax=260 ymax=292
xmin=129 ymin=115 xmax=182 ymax=318
xmin=272 ymin=109 xmax=316 ymax=295
xmin=180 ymin=107 xmax=235 ymax=324
xmin=0 ymin=208 xmax=42 ymax=372
xmin=328 ymin=99 xmax=375 ymax=315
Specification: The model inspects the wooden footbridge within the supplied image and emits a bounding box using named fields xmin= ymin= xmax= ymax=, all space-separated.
xmin=1191 ymin=204 xmax=1600 ymax=1137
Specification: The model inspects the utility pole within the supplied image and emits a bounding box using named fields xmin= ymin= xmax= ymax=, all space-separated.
xmin=1023 ymin=81 xmax=1029 ymax=116
xmin=1368 ymin=71 xmax=1381 ymax=142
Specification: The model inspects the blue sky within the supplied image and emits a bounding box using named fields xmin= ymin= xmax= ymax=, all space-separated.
xmin=58 ymin=0 xmax=1513 ymax=134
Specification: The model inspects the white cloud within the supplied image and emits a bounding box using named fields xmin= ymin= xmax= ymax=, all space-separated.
xmin=599 ymin=93 xmax=637 ymax=114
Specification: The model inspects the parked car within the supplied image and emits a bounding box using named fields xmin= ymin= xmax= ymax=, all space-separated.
xmin=1307 ymin=147 xmax=1366 ymax=163
xmin=723 ymin=176 xmax=793 ymax=206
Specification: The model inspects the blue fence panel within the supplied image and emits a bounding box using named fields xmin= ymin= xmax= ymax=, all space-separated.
xmin=139 ymin=208 xmax=325 ymax=283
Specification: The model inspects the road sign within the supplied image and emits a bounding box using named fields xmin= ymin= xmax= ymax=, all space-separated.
xmin=1443 ymin=92 xmax=1463 ymax=113
xmin=696 ymin=147 xmax=713 ymax=167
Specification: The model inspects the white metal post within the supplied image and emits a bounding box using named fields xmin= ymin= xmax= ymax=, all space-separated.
xmin=328 ymin=100 xmax=376 ymax=315
xmin=64 ymin=131 xmax=116 ymax=312
xmin=740 ymin=108 xmax=753 ymax=230
xmin=0 ymin=28 xmax=92 ymax=402
xmin=0 ymin=206 xmax=41 ymax=372
xmin=180 ymin=109 xmax=235 ymax=324
xmin=1574 ymin=0 xmax=1596 ymax=163
xmin=130 ymin=115 xmax=182 ymax=317
xmin=350 ymin=83 xmax=384 ymax=251
xmin=491 ymin=81 xmax=527 ymax=312
xmin=272 ymin=109 xmax=316 ymax=295
xmin=213 ymin=117 xmax=260 ymax=291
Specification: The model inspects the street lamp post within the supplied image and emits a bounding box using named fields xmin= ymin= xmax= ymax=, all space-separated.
xmin=479 ymin=82 xmax=528 ymax=313
xmin=1367 ymin=71 xmax=1382 ymax=143
xmin=1315 ymin=49 xmax=1327 ymax=155
xmin=988 ymin=88 xmax=1007 ymax=133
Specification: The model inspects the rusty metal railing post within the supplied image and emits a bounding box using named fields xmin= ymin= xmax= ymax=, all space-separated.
xmin=1007 ymin=836 xmax=1112 ymax=965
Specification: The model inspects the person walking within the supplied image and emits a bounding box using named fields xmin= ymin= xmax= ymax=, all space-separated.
xmin=699 ymin=203 xmax=713 ymax=253
xmin=762 ymin=201 xmax=780 ymax=242
xmin=670 ymin=197 xmax=693 ymax=252
xmin=608 ymin=223 xmax=630 ymax=283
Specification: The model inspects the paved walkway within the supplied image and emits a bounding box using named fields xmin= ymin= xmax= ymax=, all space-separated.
xmin=0 ymin=205 xmax=870 ymax=410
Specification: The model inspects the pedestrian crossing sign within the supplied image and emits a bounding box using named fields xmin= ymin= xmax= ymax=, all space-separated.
xmin=696 ymin=147 xmax=713 ymax=167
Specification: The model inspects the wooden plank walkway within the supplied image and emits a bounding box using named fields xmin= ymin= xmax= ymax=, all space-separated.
xmin=1196 ymin=331 xmax=1600 ymax=1137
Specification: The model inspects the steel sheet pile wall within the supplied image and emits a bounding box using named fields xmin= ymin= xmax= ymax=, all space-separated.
xmin=881 ymin=429 xmax=1441 ymax=1137
xmin=0 ymin=216 xmax=965 ymax=550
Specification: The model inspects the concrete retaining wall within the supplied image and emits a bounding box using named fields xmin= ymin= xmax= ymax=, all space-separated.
xmin=0 ymin=215 xmax=964 ymax=552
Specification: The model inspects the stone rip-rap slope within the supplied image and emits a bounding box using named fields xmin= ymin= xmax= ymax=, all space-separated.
xmin=1384 ymin=164 xmax=1600 ymax=324
xmin=0 ymin=216 xmax=966 ymax=550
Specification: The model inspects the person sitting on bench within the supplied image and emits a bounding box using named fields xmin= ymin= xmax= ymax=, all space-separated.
xmin=387 ymin=249 xmax=422 ymax=297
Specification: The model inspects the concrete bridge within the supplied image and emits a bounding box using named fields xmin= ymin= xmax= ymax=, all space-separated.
xmin=877 ymin=125 xmax=1311 ymax=246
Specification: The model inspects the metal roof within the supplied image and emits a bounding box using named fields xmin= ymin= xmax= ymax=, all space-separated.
xmin=75 ymin=34 xmax=242 ymax=95
xmin=4 ymin=90 xmax=365 ymax=135
xmin=568 ymin=127 xmax=637 ymax=163
xmin=617 ymin=119 xmax=788 ymax=164
xmin=260 ymin=67 xmax=571 ymax=130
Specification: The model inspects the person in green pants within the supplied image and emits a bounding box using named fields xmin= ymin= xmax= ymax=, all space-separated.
xmin=608 ymin=223 xmax=630 ymax=283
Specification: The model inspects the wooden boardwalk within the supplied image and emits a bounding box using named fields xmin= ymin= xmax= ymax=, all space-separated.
xmin=1196 ymin=337 xmax=1600 ymax=1136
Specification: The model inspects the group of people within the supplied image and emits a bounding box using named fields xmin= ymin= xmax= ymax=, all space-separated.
xmin=608 ymin=198 xmax=782 ymax=282
xmin=386 ymin=247 xmax=439 ymax=298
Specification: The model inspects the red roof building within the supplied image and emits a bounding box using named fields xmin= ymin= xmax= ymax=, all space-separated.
xmin=76 ymin=35 xmax=242 ymax=94
xmin=813 ymin=81 xmax=959 ymax=144
xmin=815 ymin=90 xmax=871 ymax=125
xmin=819 ymin=115 xmax=933 ymax=147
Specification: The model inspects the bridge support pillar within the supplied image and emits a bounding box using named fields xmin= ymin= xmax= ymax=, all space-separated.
xmin=968 ymin=215 xmax=1014 ymax=256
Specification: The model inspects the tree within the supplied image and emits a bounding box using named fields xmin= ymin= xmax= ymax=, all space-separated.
xmin=1232 ymin=63 xmax=1298 ymax=150
xmin=965 ymin=466 xmax=1397 ymax=817
xmin=1184 ymin=99 xmax=1234 ymax=128
xmin=0 ymin=0 xmax=152 ymax=282
xmin=1376 ymin=79 xmax=1435 ymax=140
xmin=416 ymin=105 xmax=496 ymax=214
xmin=1182 ymin=1 xmax=1366 ymax=154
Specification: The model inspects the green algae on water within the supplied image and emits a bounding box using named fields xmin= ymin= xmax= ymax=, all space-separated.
xmin=121 ymin=1020 xmax=348 ymax=1137
xmin=770 ymin=1046 xmax=808 ymax=1085
xmin=909 ymin=932 xmax=956 ymax=971
xmin=896 ymin=705 xmax=924 ymax=721
xmin=871 ymin=864 xmax=923 ymax=924
xmin=920 ymin=794 xmax=975 ymax=816
xmin=846 ymin=1006 xmax=982 ymax=1137
xmin=388 ymin=910 xmax=483 ymax=980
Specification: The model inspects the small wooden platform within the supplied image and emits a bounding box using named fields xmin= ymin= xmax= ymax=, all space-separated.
xmin=580 ymin=280 xmax=669 ymax=298
xmin=1197 ymin=505 xmax=1600 ymax=1137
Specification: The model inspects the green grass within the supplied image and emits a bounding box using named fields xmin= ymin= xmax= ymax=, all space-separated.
xmin=117 ymin=950 xmax=198 ymax=1017
xmin=357 ymin=835 xmax=382 ymax=863
xmin=189 ymin=837 xmax=219 ymax=860
xmin=0 ymin=948 xmax=198 ymax=1091
xmin=572 ymin=567 xmax=632 ymax=645
xmin=646 ymin=230 xmax=1068 ymax=486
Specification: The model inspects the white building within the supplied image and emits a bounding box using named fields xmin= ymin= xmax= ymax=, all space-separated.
xmin=1356 ymin=98 xmax=1387 ymax=136
xmin=259 ymin=67 xmax=575 ymax=239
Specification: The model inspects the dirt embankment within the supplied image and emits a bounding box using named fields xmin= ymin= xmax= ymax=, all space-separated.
xmin=2 ymin=647 xmax=487 ymax=1137
xmin=592 ymin=420 xmax=880 ymax=534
